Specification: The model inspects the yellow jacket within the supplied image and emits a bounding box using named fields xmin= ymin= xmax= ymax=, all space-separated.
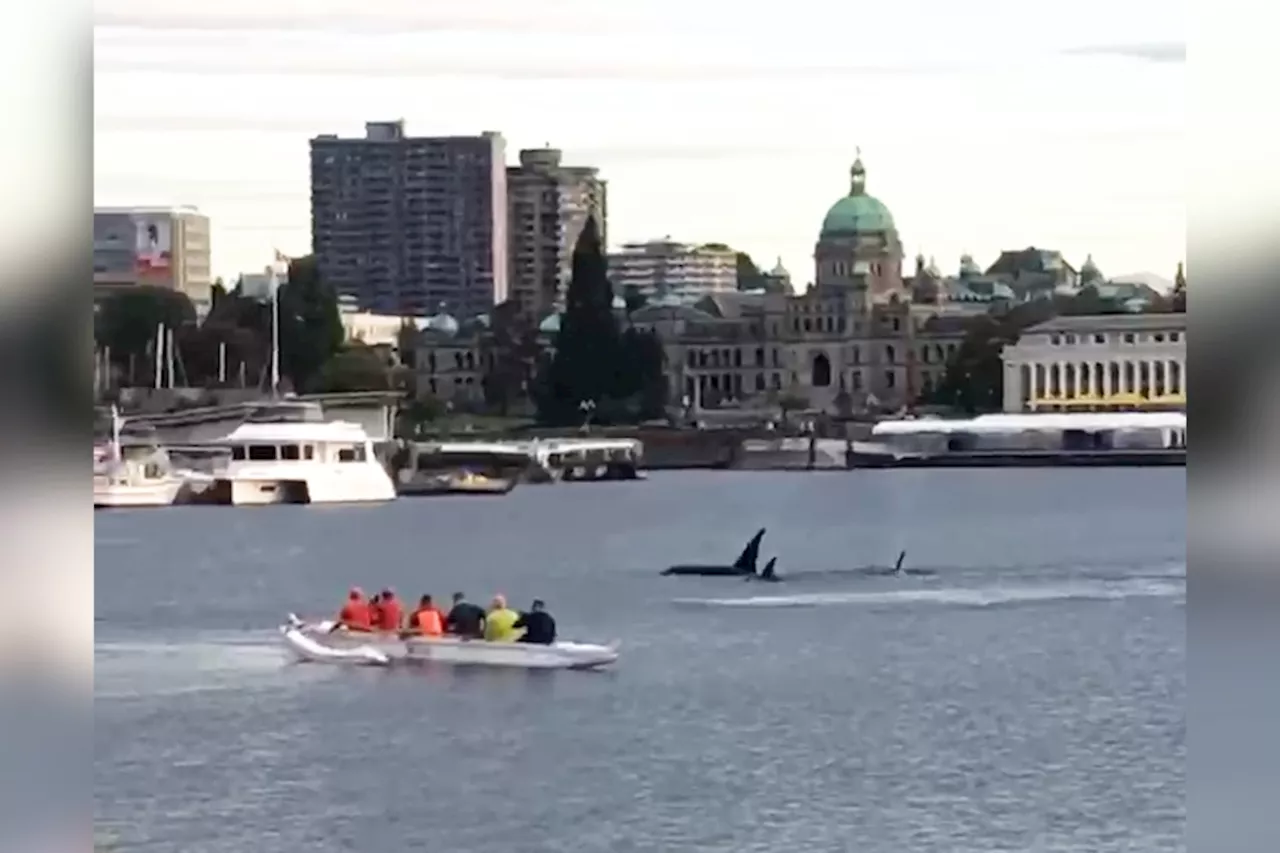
xmin=484 ymin=607 xmax=523 ymax=642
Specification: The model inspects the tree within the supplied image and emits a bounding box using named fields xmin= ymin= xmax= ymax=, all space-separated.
xmin=735 ymin=252 xmax=767 ymax=291
xmin=96 ymin=286 xmax=198 ymax=379
xmin=622 ymin=284 xmax=648 ymax=317
xmin=277 ymin=255 xmax=344 ymax=392
xmin=534 ymin=217 xmax=665 ymax=424
xmin=315 ymin=344 xmax=394 ymax=392
xmin=482 ymin=300 xmax=541 ymax=416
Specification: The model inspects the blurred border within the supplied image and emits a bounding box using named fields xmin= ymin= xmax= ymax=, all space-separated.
xmin=1189 ymin=6 xmax=1280 ymax=851
xmin=0 ymin=0 xmax=94 ymax=849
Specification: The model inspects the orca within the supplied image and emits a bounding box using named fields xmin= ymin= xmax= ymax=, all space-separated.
xmin=745 ymin=556 xmax=782 ymax=583
xmin=661 ymin=528 xmax=765 ymax=577
xmin=857 ymin=550 xmax=936 ymax=577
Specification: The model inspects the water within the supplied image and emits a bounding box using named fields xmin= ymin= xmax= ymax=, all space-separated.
xmin=95 ymin=469 xmax=1185 ymax=852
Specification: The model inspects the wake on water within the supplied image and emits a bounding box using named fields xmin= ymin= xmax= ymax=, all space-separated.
xmin=674 ymin=577 xmax=1186 ymax=610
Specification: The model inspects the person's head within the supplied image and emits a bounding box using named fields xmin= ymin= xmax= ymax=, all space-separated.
xmin=420 ymin=594 xmax=432 ymax=607
xmin=371 ymin=593 xmax=381 ymax=604
xmin=348 ymin=587 xmax=363 ymax=601
xmin=452 ymin=591 xmax=465 ymax=604
xmin=490 ymin=594 xmax=506 ymax=611
xmin=382 ymin=588 xmax=395 ymax=600
xmin=531 ymin=599 xmax=545 ymax=612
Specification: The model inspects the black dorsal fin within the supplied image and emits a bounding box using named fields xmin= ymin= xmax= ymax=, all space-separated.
xmin=732 ymin=528 xmax=766 ymax=572
xmin=894 ymin=550 xmax=907 ymax=573
xmin=760 ymin=557 xmax=777 ymax=580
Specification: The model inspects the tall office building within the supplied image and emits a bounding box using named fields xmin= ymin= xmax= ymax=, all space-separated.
xmin=310 ymin=121 xmax=509 ymax=319
xmin=607 ymin=239 xmax=737 ymax=300
xmin=93 ymin=206 xmax=213 ymax=318
xmin=506 ymin=147 xmax=607 ymax=319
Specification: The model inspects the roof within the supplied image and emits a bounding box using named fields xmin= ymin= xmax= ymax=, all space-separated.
xmin=693 ymin=292 xmax=765 ymax=319
xmin=985 ymin=247 xmax=1076 ymax=277
xmin=1026 ymin=313 xmax=1187 ymax=334
xmin=629 ymin=303 xmax=716 ymax=324
xmin=223 ymin=420 xmax=375 ymax=443
xmin=821 ymin=193 xmax=894 ymax=235
xmin=872 ymin=411 xmax=1185 ymax=436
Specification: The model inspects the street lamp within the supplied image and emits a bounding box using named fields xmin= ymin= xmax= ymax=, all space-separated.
xmin=579 ymin=399 xmax=596 ymax=432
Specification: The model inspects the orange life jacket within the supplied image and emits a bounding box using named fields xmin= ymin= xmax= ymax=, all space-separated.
xmin=413 ymin=607 xmax=444 ymax=636
xmin=339 ymin=600 xmax=372 ymax=631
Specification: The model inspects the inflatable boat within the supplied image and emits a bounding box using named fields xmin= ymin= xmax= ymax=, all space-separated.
xmin=280 ymin=615 xmax=620 ymax=670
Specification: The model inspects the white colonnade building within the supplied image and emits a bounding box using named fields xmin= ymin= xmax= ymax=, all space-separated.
xmin=1001 ymin=314 xmax=1187 ymax=413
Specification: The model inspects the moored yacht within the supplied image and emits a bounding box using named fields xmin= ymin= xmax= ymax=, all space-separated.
xmin=93 ymin=407 xmax=187 ymax=508
xmin=207 ymin=402 xmax=396 ymax=505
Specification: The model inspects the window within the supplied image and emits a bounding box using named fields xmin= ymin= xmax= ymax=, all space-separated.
xmin=1124 ymin=333 xmax=1136 ymax=344
xmin=1050 ymin=334 xmax=1061 ymax=345
xmin=1094 ymin=334 xmax=1105 ymax=344
xmin=1153 ymin=333 xmax=1165 ymax=343
xmin=1064 ymin=334 xmax=1076 ymax=344
xmin=280 ymin=444 xmax=300 ymax=460
xmin=304 ymin=445 xmax=315 ymax=460
xmin=885 ymin=370 xmax=896 ymax=389
xmin=1170 ymin=331 xmax=1181 ymax=342
xmin=230 ymin=445 xmax=246 ymax=460
xmin=337 ymin=445 xmax=368 ymax=463
xmin=247 ymin=445 xmax=277 ymax=461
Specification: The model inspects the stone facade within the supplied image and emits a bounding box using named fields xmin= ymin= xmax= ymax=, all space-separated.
xmin=1001 ymin=313 xmax=1187 ymax=413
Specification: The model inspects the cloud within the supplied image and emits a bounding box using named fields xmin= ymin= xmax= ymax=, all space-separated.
xmin=1065 ymin=42 xmax=1186 ymax=63
xmin=93 ymin=53 xmax=978 ymax=82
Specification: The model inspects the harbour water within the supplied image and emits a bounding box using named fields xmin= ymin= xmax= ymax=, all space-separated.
xmin=95 ymin=469 xmax=1186 ymax=853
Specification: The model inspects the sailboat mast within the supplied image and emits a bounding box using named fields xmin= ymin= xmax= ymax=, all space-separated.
xmin=269 ymin=266 xmax=280 ymax=398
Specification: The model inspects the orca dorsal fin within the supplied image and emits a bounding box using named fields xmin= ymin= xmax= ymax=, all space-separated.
xmin=760 ymin=557 xmax=777 ymax=580
xmin=732 ymin=528 xmax=766 ymax=572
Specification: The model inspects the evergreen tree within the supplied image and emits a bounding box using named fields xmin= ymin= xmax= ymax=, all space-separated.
xmin=277 ymin=254 xmax=344 ymax=392
xmin=534 ymin=217 xmax=668 ymax=424
xmin=538 ymin=217 xmax=622 ymax=422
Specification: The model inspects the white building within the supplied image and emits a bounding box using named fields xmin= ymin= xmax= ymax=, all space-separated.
xmin=607 ymin=239 xmax=737 ymax=300
xmin=1001 ymin=314 xmax=1187 ymax=413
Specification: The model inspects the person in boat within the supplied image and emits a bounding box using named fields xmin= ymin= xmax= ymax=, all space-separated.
xmin=513 ymin=599 xmax=556 ymax=645
xmin=483 ymin=594 xmax=522 ymax=642
xmin=372 ymin=588 xmax=402 ymax=632
xmin=446 ymin=591 xmax=486 ymax=639
xmin=403 ymin=594 xmax=445 ymax=638
xmin=332 ymin=587 xmax=373 ymax=633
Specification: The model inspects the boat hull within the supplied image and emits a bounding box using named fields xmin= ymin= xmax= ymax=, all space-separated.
xmin=282 ymin=618 xmax=619 ymax=670
xmin=93 ymin=479 xmax=184 ymax=508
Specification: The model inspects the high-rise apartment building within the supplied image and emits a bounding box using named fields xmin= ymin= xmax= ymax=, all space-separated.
xmin=93 ymin=206 xmax=213 ymax=318
xmin=506 ymin=147 xmax=607 ymax=319
xmin=607 ymin=239 xmax=737 ymax=300
xmin=310 ymin=121 xmax=508 ymax=319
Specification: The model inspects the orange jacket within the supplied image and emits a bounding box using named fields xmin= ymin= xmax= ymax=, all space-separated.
xmin=374 ymin=598 xmax=403 ymax=631
xmin=410 ymin=607 xmax=444 ymax=636
xmin=338 ymin=599 xmax=372 ymax=631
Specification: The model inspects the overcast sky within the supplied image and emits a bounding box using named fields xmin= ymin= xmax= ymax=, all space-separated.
xmin=93 ymin=0 xmax=1185 ymax=285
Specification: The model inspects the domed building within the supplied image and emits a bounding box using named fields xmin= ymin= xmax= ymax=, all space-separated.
xmin=813 ymin=153 xmax=906 ymax=305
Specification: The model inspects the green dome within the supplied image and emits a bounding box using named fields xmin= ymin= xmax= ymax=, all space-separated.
xmin=820 ymin=155 xmax=895 ymax=235
xmin=821 ymin=194 xmax=895 ymax=234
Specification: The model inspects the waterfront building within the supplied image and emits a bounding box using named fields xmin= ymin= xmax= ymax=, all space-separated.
xmin=1000 ymin=313 xmax=1187 ymax=413
xmin=626 ymin=154 xmax=969 ymax=413
xmin=507 ymin=147 xmax=607 ymax=320
xmin=93 ymin=206 xmax=213 ymax=318
xmin=608 ymin=239 xmax=738 ymax=301
xmin=309 ymin=121 xmax=509 ymax=319
xmin=412 ymin=154 xmax=970 ymax=414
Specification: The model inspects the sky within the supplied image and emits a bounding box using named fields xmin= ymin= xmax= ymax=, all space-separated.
xmin=93 ymin=0 xmax=1185 ymax=287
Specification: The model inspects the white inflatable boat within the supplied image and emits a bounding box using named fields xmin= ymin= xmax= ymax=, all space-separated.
xmin=280 ymin=615 xmax=620 ymax=670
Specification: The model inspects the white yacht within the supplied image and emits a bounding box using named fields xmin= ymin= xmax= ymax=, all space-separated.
xmin=93 ymin=407 xmax=186 ymax=509
xmin=209 ymin=402 xmax=396 ymax=505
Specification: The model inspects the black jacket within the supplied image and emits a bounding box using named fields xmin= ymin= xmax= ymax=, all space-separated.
xmin=514 ymin=610 xmax=556 ymax=644
xmin=446 ymin=602 xmax=486 ymax=638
